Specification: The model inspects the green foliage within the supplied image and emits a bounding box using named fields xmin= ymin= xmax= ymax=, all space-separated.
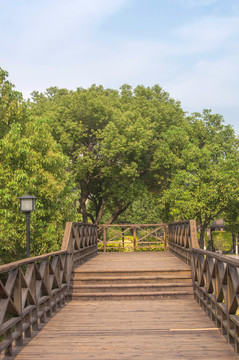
xmin=160 ymin=110 xmax=239 ymax=247
xmin=29 ymin=84 xmax=186 ymax=225
xmin=1 ymin=67 xmax=239 ymax=261
xmin=0 ymin=117 xmax=77 ymax=262
xmin=0 ymin=68 xmax=26 ymax=139
xmin=118 ymin=191 xmax=162 ymax=224
xmin=212 ymin=231 xmax=232 ymax=253
xmin=0 ymin=70 xmax=77 ymax=263
xmin=224 ymin=201 xmax=239 ymax=235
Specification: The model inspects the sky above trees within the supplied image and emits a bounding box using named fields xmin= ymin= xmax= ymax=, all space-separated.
xmin=0 ymin=0 xmax=238 ymax=133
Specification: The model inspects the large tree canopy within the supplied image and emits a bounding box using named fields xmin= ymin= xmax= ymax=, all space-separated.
xmin=30 ymin=84 xmax=187 ymax=225
xmin=1 ymin=67 xmax=239 ymax=260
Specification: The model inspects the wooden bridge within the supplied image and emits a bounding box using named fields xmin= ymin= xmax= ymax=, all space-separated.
xmin=0 ymin=221 xmax=239 ymax=359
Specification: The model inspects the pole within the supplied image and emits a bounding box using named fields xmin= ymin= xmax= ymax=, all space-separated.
xmin=122 ymin=227 xmax=124 ymax=248
xmin=133 ymin=227 xmax=137 ymax=252
xmin=26 ymin=212 xmax=30 ymax=257
xmin=164 ymin=226 xmax=167 ymax=251
xmin=103 ymin=227 xmax=107 ymax=253
xmin=236 ymin=234 xmax=238 ymax=255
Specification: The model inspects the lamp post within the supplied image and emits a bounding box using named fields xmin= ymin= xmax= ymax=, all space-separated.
xmin=18 ymin=194 xmax=37 ymax=257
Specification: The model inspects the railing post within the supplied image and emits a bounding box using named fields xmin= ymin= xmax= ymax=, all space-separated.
xmin=122 ymin=228 xmax=125 ymax=248
xmin=236 ymin=234 xmax=238 ymax=255
xmin=103 ymin=227 xmax=107 ymax=253
xmin=164 ymin=225 xmax=167 ymax=251
xmin=133 ymin=226 xmax=137 ymax=252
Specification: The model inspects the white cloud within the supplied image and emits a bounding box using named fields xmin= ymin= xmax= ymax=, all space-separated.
xmin=166 ymin=54 xmax=239 ymax=108
xmin=10 ymin=13 xmax=239 ymax=105
xmin=174 ymin=16 xmax=239 ymax=53
xmin=171 ymin=0 xmax=218 ymax=8
xmin=164 ymin=16 xmax=239 ymax=110
xmin=4 ymin=0 xmax=128 ymax=53
xmin=2 ymin=1 xmax=239 ymax=133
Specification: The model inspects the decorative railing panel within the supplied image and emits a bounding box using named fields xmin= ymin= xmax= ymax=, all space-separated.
xmin=0 ymin=222 xmax=97 ymax=358
xmin=97 ymin=224 xmax=167 ymax=252
xmin=61 ymin=222 xmax=98 ymax=270
xmin=168 ymin=220 xmax=198 ymax=264
xmin=191 ymin=249 xmax=239 ymax=353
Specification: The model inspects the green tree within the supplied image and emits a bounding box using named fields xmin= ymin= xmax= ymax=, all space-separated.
xmin=161 ymin=110 xmax=239 ymax=248
xmin=224 ymin=201 xmax=239 ymax=250
xmin=0 ymin=118 xmax=76 ymax=262
xmin=116 ymin=191 xmax=162 ymax=224
xmin=0 ymin=67 xmax=26 ymax=139
xmin=0 ymin=69 xmax=76 ymax=263
xmin=30 ymin=84 xmax=186 ymax=225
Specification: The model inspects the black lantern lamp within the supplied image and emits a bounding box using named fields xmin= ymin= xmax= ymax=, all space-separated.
xmin=18 ymin=194 xmax=37 ymax=257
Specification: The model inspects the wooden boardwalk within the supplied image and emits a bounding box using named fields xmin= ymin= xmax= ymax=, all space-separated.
xmin=75 ymin=252 xmax=190 ymax=271
xmin=7 ymin=253 xmax=238 ymax=359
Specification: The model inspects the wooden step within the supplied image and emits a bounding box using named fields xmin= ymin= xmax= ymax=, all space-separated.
xmin=71 ymin=283 xmax=193 ymax=293
xmin=71 ymin=267 xmax=193 ymax=301
xmin=73 ymin=269 xmax=192 ymax=278
xmin=72 ymin=275 xmax=192 ymax=285
xmin=70 ymin=290 xmax=194 ymax=301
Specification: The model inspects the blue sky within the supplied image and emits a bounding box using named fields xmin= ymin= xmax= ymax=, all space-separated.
xmin=1 ymin=0 xmax=239 ymax=133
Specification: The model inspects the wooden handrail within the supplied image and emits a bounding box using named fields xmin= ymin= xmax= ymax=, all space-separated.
xmin=98 ymin=223 xmax=167 ymax=227
xmin=0 ymin=250 xmax=66 ymax=273
xmin=168 ymin=220 xmax=198 ymax=264
xmin=0 ymin=222 xmax=97 ymax=357
xmin=191 ymin=248 xmax=239 ymax=353
xmin=192 ymin=248 xmax=239 ymax=267
xmin=168 ymin=220 xmax=239 ymax=353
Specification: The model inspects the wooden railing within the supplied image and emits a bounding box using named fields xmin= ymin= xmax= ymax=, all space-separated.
xmin=2 ymin=219 xmax=239 ymax=355
xmin=168 ymin=220 xmax=198 ymax=264
xmin=168 ymin=219 xmax=239 ymax=353
xmin=61 ymin=222 xmax=98 ymax=269
xmin=191 ymin=249 xmax=239 ymax=353
xmin=97 ymin=224 xmax=167 ymax=252
xmin=0 ymin=222 xmax=97 ymax=358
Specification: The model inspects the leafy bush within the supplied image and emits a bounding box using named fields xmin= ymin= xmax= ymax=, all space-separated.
xmin=212 ymin=231 xmax=232 ymax=253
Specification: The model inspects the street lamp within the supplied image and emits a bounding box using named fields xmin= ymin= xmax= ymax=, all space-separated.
xmin=18 ymin=194 xmax=37 ymax=257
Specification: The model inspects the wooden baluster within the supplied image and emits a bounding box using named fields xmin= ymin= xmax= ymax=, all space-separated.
xmin=133 ymin=227 xmax=137 ymax=252
xmin=164 ymin=225 xmax=167 ymax=251
xmin=103 ymin=227 xmax=107 ymax=253
xmin=5 ymin=328 xmax=13 ymax=356
xmin=236 ymin=234 xmax=238 ymax=255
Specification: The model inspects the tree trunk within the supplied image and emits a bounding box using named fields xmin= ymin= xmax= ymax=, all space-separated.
xmin=106 ymin=201 xmax=131 ymax=225
xmin=80 ymin=200 xmax=88 ymax=223
xmin=95 ymin=199 xmax=106 ymax=225
xmin=232 ymin=234 xmax=236 ymax=254
xmin=199 ymin=226 xmax=207 ymax=249
xmin=79 ymin=180 xmax=88 ymax=223
xmin=97 ymin=201 xmax=131 ymax=238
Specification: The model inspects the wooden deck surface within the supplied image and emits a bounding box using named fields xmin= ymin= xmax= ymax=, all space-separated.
xmin=7 ymin=253 xmax=238 ymax=359
xmin=76 ymin=252 xmax=191 ymax=272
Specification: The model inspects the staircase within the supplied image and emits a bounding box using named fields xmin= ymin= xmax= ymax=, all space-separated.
xmin=70 ymin=268 xmax=193 ymax=300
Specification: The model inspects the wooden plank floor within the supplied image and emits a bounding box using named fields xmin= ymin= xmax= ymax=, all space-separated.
xmin=75 ymin=252 xmax=191 ymax=272
xmin=9 ymin=300 xmax=237 ymax=360
xmin=7 ymin=253 xmax=238 ymax=359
